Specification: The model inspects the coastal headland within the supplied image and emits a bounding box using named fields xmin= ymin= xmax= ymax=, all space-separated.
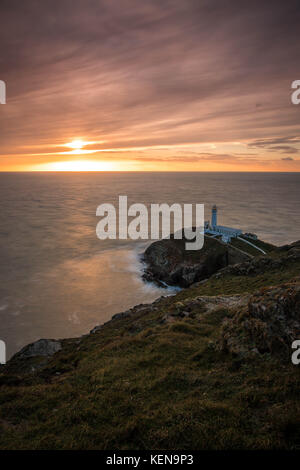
xmin=0 ymin=237 xmax=299 ymax=449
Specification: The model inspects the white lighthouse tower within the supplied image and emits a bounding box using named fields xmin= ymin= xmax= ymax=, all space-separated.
xmin=211 ymin=204 xmax=217 ymax=229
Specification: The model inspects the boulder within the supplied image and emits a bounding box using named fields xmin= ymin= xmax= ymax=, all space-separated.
xmin=218 ymin=282 xmax=300 ymax=359
xmin=15 ymin=339 xmax=62 ymax=359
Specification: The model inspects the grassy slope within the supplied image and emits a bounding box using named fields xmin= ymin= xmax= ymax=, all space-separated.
xmin=178 ymin=253 xmax=300 ymax=300
xmin=230 ymin=236 xmax=275 ymax=257
xmin=0 ymin=252 xmax=299 ymax=450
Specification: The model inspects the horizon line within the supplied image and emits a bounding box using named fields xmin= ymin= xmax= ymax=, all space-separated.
xmin=0 ymin=170 xmax=299 ymax=174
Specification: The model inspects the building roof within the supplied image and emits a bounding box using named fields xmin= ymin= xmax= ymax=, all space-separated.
xmin=215 ymin=225 xmax=242 ymax=233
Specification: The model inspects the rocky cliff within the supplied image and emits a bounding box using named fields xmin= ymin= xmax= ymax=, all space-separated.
xmin=0 ymin=239 xmax=299 ymax=450
xmin=142 ymin=233 xmax=269 ymax=287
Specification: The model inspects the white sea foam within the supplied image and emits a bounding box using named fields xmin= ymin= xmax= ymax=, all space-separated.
xmin=126 ymin=247 xmax=181 ymax=295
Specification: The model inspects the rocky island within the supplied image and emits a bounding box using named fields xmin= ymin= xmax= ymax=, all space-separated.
xmin=142 ymin=205 xmax=276 ymax=287
xmin=142 ymin=232 xmax=274 ymax=287
xmin=0 ymin=238 xmax=299 ymax=450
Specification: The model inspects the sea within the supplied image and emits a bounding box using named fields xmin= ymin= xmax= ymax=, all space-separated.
xmin=0 ymin=172 xmax=299 ymax=359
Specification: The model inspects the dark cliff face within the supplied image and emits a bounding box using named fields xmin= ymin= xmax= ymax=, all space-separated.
xmin=142 ymin=234 xmax=251 ymax=287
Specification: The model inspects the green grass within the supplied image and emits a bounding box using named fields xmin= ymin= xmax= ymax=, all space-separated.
xmin=0 ymin=249 xmax=299 ymax=450
xmin=177 ymin=260 xmax=300 ymax=302
xmin=240 ymin=236 xmax=276 ymax=253
xmin=230 ymin=237 xmax=275 ymax=257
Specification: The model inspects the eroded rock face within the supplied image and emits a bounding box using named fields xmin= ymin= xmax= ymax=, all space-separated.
xmin=15 ymin=339 xmax=62 ymax=359
xmin=142 ymin=234 xmax=249 ymax=287
xmin=219 ymin=282 xmax=300 ymax=359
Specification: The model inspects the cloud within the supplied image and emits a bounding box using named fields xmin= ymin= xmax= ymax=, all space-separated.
xmin=248 ymin=137 xmax=300 ymax=154
xmin=268 ymin=146 xmax=298 ymax=154
xmin=1 ymin=0 xmax=300 ymax=169
xmin=281 ymin=157 xmax=294 ymax=161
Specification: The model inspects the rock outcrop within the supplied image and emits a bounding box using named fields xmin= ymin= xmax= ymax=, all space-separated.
xmin=3 ymin=339 xmax=63 ymax=374
xmin=15 ymin=339 xmax=62 ymax=359
xmin=218 ymin=282 xmax=300 ymax=360
xmin=142 ymin=234 xmax=251 ymax=287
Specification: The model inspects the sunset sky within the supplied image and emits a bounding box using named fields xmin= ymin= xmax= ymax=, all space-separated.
xmin=0 ymin=0 xmax=300 ymax=171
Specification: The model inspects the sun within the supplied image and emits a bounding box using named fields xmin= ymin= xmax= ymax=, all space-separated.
xmin=67 ymin=139 xmax=85 ymax=150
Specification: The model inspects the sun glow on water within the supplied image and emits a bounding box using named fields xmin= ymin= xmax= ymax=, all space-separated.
xmin=34 ymin=160 xmax=119 ymax=171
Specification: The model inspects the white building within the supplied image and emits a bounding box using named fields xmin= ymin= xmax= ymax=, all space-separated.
xmin=205 ymin=205 xmax=242 ymax=243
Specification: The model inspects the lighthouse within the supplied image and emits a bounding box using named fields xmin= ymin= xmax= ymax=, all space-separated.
xmin=205 ymin=204 xmax=243 ymax=243
xmin=211 ymin=204 xmax=217 ymax=229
